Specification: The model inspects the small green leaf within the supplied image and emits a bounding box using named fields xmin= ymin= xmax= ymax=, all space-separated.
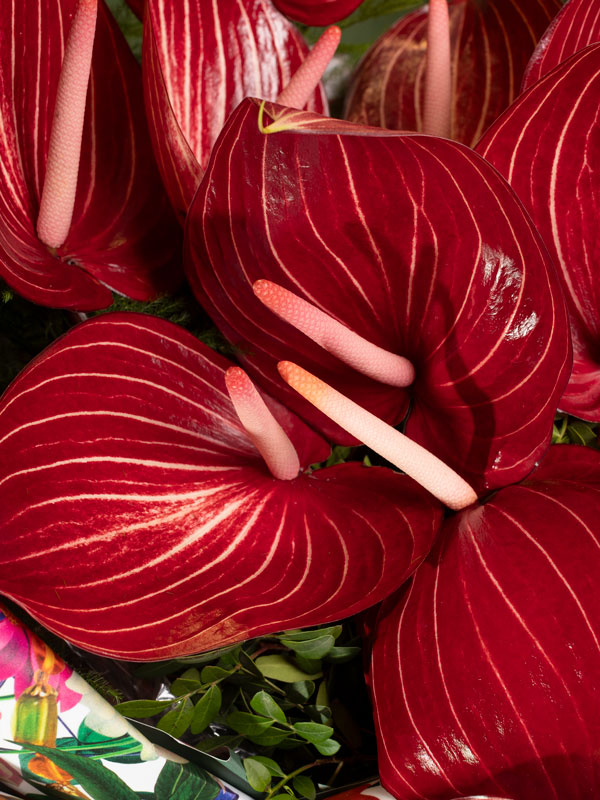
xmin=171 ymin=678 xmax=203 ymax=696
xmin=281 ymin=635 xmax=336 ymax=659
xmin=325 ymin=646 xmax=361 ymax=663
xmin=114 ymin=699 xmax=174 ymax=719
xmin=155 ymin=760 xmax=221 ymax=800
xmin=293 ymin=776 xmax=316 ymax=800
xmin=250 ymin=756 xmax=285 ymax=778
xmin=362 ymin=454 xmax=372 ymax=466
xmin=157 ymin=699 xmax=194 ymax=739
xmin=226 ymin=711 xmax=276 ymax=736
xmin=239 ymin=650 xmax=264 ymax=677
xmin=255 ymin=655 xmax=321 ymax=682
xmin=243 ymin=758 xmax=272 ymax=792
xmin=567 ymin=421 xmax=598 ymax=445
xmin=314 ymin=738 xmax=341 ymax=756
xmin=295 ymin=655 xmax=323 ymax=675
xmin=316 ymin=681 xmax=328 ymax=708
xmin=194 ymin=734 xmax=242 ymax=753
xmin=292 ymin=722 xmax=334 ymax=743
xmin=281 ymin=627 xmax=342 ymax=642
xmin=191 ymin=684 xmax=222 ymax=734
xmin=246 ymin=728 xmax=291 ymax=747
xmin=285 ymin=680 xmax=315 ymax=703
xmin=250 ymin=691 xmax=287 ymax=723
xmin=201 ymin=665 xmax=233 ymax=683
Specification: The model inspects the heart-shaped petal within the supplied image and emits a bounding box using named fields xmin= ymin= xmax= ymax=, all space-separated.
xmin=0 ymin=0 xmax=181 ymax=310
xmin=372 ymin=445 xmax=600 ymax=799
xmin=478 ymin=44 xmax=600 ymax=420
xmin=142 ymin=0 xmax=328 ymax=220
xmin=186 ymin=99 xmax=571 ymax=493
xmin=344 ymin=0 xmax=560 ymax=146
xmin=0 ymin=313 xmax=442 ymax=660
xmin=523 ymin=0 xmax=600 ymax=89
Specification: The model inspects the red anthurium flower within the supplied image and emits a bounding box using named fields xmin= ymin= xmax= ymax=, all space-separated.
xmin=272 ymin=0 xmax=363 ymax=26
xmin=344 ymin=0 xmax=560 ymax=146
xmin=477 ymin=44 xmax=600 ymax=421
xmin=0 ymin=312 xmax=442 ymax=661
xmin=523 ymin=0 xmax=600 ymax=89
xmin=0 ymin=0 xmax=181 ymax=311
xmin=371 ymin=445 xmax=600 ymax=800
xmin=185 ymin=99 xmax=571 ymax=494
xmin=142 ymin=0 xmax=329 ymax=220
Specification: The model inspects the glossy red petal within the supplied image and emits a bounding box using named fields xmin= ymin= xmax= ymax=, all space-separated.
xmin=345 ymin=0 xmax=560 ymax=147
xmin=523 ymin=0 xmax=600 ymax=89
xmin=186 ymin=99 xmax=571 ymax=493
xmin=0 ymin=0 xmax=181 ymax=310
xmin=272 ymin=0 xmax=363 ymax=26
xmin=0 ymin=313 xmax=442 ymax=660
xmin=478 ymin=45 xmax=600 ymax=420
xmin=142 ymin=0 xmax=328 ymax=220
xmin=372 ymin=445 xmax=600 ymax=799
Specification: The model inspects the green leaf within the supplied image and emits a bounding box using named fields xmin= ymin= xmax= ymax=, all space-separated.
xmin=567 ymin=421 xmax=598 ymax=446
xmin=325 ymin=646 xmax=361 ymax=663
xmin=292 ymin=722 xmax=334 ymax=743
xmin=154 ymin=760 xmax=221 ymax=800
xmin=157 ymin=699 xmax=194 ymax=739
xmin=314 ymin=738 xmax=341 ymax=756
xmin=194 ymin=734 xmax=242 ymax=753
xmin=114 ymin=699 xmax=174 ymax=719
xmin=249 ymin=756 xmax=285 ymax=778
xmin=281 ymin=627 xmax=342 ymax=642
xmin=293 ymin=776 xmax=316 ymax=800
xmin=281 ymin=635 xmax=336 ymax=659
xmin=255 ymin=655 xmax=321 ymax=682
xmin=243 ymin=758 xmax=272 ymax=792
xmin=20 ymin=744 xmax=140 ymax=800
xmin=246 ymin=728 xmax=291 ymax=747
xmin=171 ymin=678 xmax=203 ymax=696
xmin=191 ymin=684 xmax=222 ymax=734
xmin=316 ymin=681 xmax=328 ymax=708
xmin=226 ymin=711 xmax=275 ymax=736
xmin=285 ymin=681 xmax=315 ymax=703
xmin=250 ymin=691 xmax=287 ymax=723
xmin=239 ymin=650 xmax=264 ymax=678
xmin=201 ymin=666 xmax=233 ymax=683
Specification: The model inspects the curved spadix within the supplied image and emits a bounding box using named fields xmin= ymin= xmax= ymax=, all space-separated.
xmin=278 ymin=360 xmax=477 ymax=510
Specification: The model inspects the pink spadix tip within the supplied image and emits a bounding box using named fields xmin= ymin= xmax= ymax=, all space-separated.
xmin=225 ymin=367 xmax=301 ymax=481
xmin=276 ymin=26 xmax=341 ymax=109
xmin=37 ymin=0 xmax=98 ymax=250
xmin=423 ymin=0 xmax=452 ymax=139
xmin=278 ymin=361 xmax=477 ymax=510
xmin=254 ymin=280 xmax=415 ymax=388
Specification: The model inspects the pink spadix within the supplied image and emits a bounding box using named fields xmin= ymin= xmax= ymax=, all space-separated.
xmin=278 ymin=361 xmax=477 ymax=510
xmin=225 ymin=366 xmax=300 ymax=480
xmin=423 ymin=0 xmax=451 ymax=138
xmin=254 ymin=280 xmax=415 ymax=387
xmin=276 ymin=26 xmax=341 ymax=109
xmin=37 ymin=0 xmax=98 ymax=249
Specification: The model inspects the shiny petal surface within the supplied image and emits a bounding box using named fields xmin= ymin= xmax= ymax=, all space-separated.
xmin=186 ymin=99 xmax=571 ymax=494
xmin=372 ymin=446 xmax=600 ymax=800
xmin=345 ymin=0 xmax=560 ymax=147
xmin=0 ymin=313 xmax=441 ymax=660
xmin=523 ymin=0 xmax=600 ymax=89
xmin=0 ymin=0 xmax=181 ymax=310
xmin=272 ymin=0 xmax=363 ymax=26
xmin=478 ymin=45 xmax=600 ymax=420
xmin=143 ymin=0 xmax=328 ymax=220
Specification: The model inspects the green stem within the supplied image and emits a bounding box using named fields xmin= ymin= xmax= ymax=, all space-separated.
xmin=266 ymin=759 xmax=340 ymax=800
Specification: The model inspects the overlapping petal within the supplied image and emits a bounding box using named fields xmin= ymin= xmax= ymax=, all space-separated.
xmin=142 ymin=0 xmax=328 ymax=220
xmin=344 ymin=0 xmax=560 ymax=147
xmin=272 ymin=0 xmax=363 ymax=26
xmin=523 ymin=0 xmax=600 ymax=89
xmin=186 ymin=99 xmax=571 ymax=493
xmin=0 ymin=313 xmax=442 ymax=660
xmin=478 ymin=44 xmax=600 ymax=420
xmin=372 ymin=445 xmax=600 ymax=799
xmin=0 ymin=0 xmax=181 ymax=310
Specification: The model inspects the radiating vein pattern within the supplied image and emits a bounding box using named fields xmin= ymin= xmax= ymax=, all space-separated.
xmin=0 ymin=313 xmax=442 ymax=660
xmin=186 ymin=98 xmax=570 ymax=493
xmin=142 ymin=0 xmax=327 ymax=218
xmin=478 ymin=44 xmax=600 ymax=420
xmin=344 ymin=0 xmax=559 ymax=147
xmin=372 ymin=446 xmax=600 ymax=800
xmin=0 ymin=0 xmax=181 ymax=309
